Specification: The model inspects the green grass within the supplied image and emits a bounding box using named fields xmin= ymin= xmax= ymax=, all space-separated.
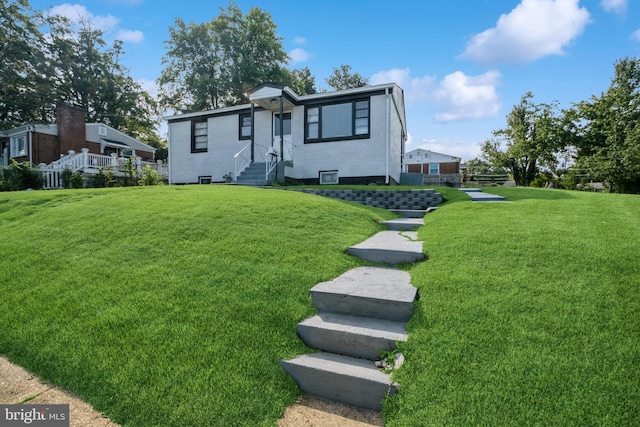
xmin=0 ymin=185 xmax=394 ymax=426
xmin=1 ymin=185 xmax=638 ymax=426
xmin=385 ymin=187 xmax=640 ymax=426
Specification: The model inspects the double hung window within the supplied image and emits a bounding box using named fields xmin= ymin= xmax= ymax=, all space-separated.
xmin=239 ymin=113 xmax=252 ymax=140
xmin=192 ymin=120 xmax=208 ymax=152
xmin=10 ymin=135 xmax=27 ymax=157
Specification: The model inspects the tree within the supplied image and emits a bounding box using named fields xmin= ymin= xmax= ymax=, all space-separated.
xmin=47 ymin=22 xmax=158 ymax=140
xmin=285 ymin=67 xmax=317 ymax=95
xmin=574 ymin=57 xmax=640 ymax=193
xmin=481 ymin=92 xmax=565 ymax=186
xmin=158 ymin=1 xmax=289 ymax=113
xmin=0 ymin=0 xmax=54 ymax=128
xmin=325 ymin=65 xmax=369 ymax=90
xmin=0 ymin=2 xmax=158 ymax=141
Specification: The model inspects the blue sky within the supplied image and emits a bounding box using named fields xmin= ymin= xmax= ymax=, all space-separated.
xmin=29 ymin=0 xmax=640 ymax=161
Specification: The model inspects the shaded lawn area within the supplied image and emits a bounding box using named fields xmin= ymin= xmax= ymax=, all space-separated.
xmin=0 ymin=185 xmax=393 ymax=426
xmin=385 ymin=187 xmax=640 ymax=426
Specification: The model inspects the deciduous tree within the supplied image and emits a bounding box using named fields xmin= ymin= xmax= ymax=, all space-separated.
xmin=158 ymin=2 xmax=288 ymax=112
xmin=325 ymin=65 xmax=369 ymax=90
xmin=574 ymin=57 xmax=640 ymax=193
xmin=481 ymin=92 xmax=565 ymax=186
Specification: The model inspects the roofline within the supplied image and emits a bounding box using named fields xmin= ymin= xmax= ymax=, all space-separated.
xmin=164 ymin=82 xmax=403 ymax=121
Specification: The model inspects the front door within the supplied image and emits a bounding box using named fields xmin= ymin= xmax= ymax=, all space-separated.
xmin=273 ymin=112 xmax=292 ymax=162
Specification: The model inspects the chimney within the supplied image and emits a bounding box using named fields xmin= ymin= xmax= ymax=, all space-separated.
xmin=56 ymin=102 xmax=87 ymax=155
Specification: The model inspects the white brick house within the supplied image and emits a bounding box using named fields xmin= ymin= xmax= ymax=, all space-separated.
xmin=165 ymin=83 xmax=407 ymax=185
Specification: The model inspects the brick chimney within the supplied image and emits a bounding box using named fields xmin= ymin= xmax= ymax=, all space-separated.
xmin=56 ymin=102 xmax=87 ymax=155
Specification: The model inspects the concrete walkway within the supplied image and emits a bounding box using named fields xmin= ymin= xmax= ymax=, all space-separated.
xmin=459 ymin=188 xmax=506 ymax=202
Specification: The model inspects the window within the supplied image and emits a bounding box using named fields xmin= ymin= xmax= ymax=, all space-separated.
xmin=305 ymin=99 xmax=369 ymax=142
xmin=10 ymin=135 xmax=27 ymax=157
xmin=319 ymin=170 xmax=339 ymax=184
xmin=239 ymin=113 xmax=252 ymax=140
xmin=122 ymin=149 xmax=133 ymax=158
xmin=274 ymin=112 xmax=291 ymax=136
xmin=429 ymin=163 xmax=439 ymax=175
xmin=199 ymin=176 xmax=212 ymax=184
xmin=192 ymin=120 xmax=208 ymax=152
xmin=99 ymin=126 xmax=107 ymax=136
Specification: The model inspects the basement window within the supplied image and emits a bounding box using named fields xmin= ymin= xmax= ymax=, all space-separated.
xmin=198 ymin=176 xmax=212 ymax=184
xmin=319 ymin=170 xmax=339 ymax=185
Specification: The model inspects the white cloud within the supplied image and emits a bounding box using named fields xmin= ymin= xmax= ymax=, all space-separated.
xmin=137 ymin=78 xmax=158 ymax=98
xmin=293 ymin=36 xmax=307 ymax=44
xmin=371 ymin=68 xmax=501 ymax=123
xmin=459 ymin=0 xmax=591 ymax=66
xmin=116 ymin=29 xmax=144 ymax=44
xmin=432 ymin=71 xmax=502 ymax=122
xmin=288 ymin=48 xmax=309 ymax=64
xmin=49 ymin=4 xmax=120 ymax=32
xmin=370 ymin=68 xmax=435 ymax=104
xmin=631 ymin=29 xmax=640 ymax=42
xmin=601 ymin=0 xmax=627 ymax=14
xmin=48 ymin=3 xmax=144 ymax=45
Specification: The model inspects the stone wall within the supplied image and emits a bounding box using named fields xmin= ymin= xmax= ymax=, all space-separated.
xmin=294 ymin=188 xmax=442 ymax=210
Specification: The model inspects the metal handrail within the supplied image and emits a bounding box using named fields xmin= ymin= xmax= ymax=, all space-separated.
xmin=233 ymin=142 xmax=252 ymax=180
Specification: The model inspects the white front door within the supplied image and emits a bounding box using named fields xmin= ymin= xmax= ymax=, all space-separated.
xmin=273 ymin=112 xmax=292 ymax=162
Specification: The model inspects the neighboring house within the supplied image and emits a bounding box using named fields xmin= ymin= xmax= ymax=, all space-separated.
xmin=0 ymin=103 xmax=165 ymax=188
xmin=165 ymin=82 xmax=407 ymax=185
xmin=0 ymin=103 xmax=156 ymax=167
xmin=403 ymin=148 xmax=461 ymax=186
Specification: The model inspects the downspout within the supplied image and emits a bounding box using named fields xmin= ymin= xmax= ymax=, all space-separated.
xmin=27 ymin=125 xmax=34 ymax=166
xmin=250 ymin=102 xmax=255 ymax=162
xmin=167 ymin=125 xmax=172 ymax=185
xmin=385 ymin=88 xmax=390 ymax=184
xmin=279 ymin=95 xmax=284 ymax=162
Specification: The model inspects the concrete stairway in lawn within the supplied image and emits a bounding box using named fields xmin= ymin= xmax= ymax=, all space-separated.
xmin=281 ymin=218 xmax=424 ymax=411
xmin=235 ymin=162 xmax=271 ymax=186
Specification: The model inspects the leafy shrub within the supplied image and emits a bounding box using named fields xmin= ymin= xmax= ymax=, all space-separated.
xmin=138 ymin=165 xmax=165 ymax=186
xmin=0 ymin=160 xmax=44 ymax=191
xmin=86 ymin=168 xmax=116 ymax=188
xmin=61 ymin=168 xmax=85 ymax=189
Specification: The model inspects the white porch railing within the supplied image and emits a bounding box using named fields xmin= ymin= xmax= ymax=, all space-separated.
xmin=39 ymin=148 xmax=168 ymax=189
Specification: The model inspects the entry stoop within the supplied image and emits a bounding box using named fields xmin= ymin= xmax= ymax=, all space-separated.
xmin=280 ymin=353 xmax=398 ymax=412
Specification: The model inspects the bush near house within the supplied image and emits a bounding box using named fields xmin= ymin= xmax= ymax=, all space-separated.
xmin=0 ymin=160 xmax=44 ymax=191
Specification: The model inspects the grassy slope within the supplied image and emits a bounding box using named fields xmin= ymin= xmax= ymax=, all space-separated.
xmin=0 ymin=186 xmax=394 ymax=426
xmin=1 ymin=186 xmax=638 ymax=426
xmin=385 ymin=187 xmax=640 ymax=426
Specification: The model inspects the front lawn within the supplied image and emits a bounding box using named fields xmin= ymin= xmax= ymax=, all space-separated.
xmin=1 ymin=185 xmax=638 ymax=426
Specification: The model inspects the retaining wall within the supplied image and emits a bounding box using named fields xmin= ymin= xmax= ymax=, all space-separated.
xmin=294 ymin=188 xmax=442 ymax=210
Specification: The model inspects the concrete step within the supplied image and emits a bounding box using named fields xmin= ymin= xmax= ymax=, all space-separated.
xmin=348 ymin=231 xmax=424 ymax=265
xmin=382 ymin=217 xmax=424 ymax=231
xmin=297 ymin=313 xmax=407 ymax=360
xmin=280 ymin=352 xmax=397 ymax=411
xmin=310 ymin=267 xmax=417 ymax=322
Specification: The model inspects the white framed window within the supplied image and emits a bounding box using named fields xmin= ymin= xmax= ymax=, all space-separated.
xmin=319 ymin=170 xmax=339 ymax=185
xmin=10 ymin=135 xmax=27 ymax=157
xmin=192 ymin=120 xmax=208 ymax=152
xmin=429 ymin=163 xmax=439 ymax=175
xmin=305 ymin=98 xmax=369 ymax=142
xmin=199 ymin=176 xmax=212 ymax=184
xmin=99 ymin=126 xmax=107 ymax=136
